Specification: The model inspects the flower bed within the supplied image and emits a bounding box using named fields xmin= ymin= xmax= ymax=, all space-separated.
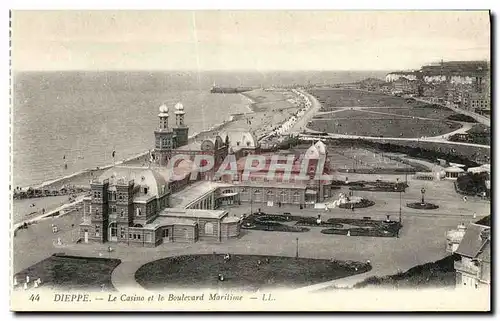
xmin=318 ymin=217 xmax=402 ymax=238
xmin=349 ymin=181 xmax=407 ymax=192
xmin=406 ymin=202 xmax=439 ymax=210
xmin=321 ymin=228 xmax=397 ymax=237
xmin=338 ymin=198 xmax=375 ymax=209
xmin=241 ymin=213 xmax=309 ymax=233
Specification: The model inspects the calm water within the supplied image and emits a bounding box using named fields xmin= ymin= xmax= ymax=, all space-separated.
xmin=12 ymin=70 xmax=387 ymax=187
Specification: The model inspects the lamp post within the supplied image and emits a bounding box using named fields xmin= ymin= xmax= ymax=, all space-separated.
xmin=250 ymin=190 xmax=254 ymax=215
xmin=295 ymin=237 xmax=299 ymax=259
xmin=421 ymin=187 xmax=426 ymax=205
xmin=395 ymin=184 xmax=402 ymax=238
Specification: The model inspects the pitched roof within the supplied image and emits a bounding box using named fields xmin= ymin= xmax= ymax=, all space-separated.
xmin=314 ymin=140 xmax=327 ymax=154
xmin=455 ymin=223 xmax=491 ymax=258
xmin=160 ymin=208 xmax=227 ymax=219
xmin=305 ymin=145 xmax=320 ymax=160
xmin=155 ymin=159 xmax=197 ymax=182
xmin=220 ymin=130 xmax=259 ymax=149
xmin=99 ymin=166 xmax=168 ymax=198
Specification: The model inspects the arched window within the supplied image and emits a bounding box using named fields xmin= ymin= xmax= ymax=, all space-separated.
xmin=134 ymin=223 xmax=143 ymax=228
xmin=109 ymin=222 xmax=117 ymax=237
xmin=205 ymin=222 xmax=214 ymax=235
xmin=280 ymin=191 xmax=287 ymax=203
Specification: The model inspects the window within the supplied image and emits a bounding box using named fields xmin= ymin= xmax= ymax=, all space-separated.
xmin=110 ymin=223 xmax=117 ymax=237
xmin=144 ymin=187 xmax=148 ymax=194
xmin=95 ymin=225 xmax=100 ymax=237
xmin=137 ymin=234 xmax=141 ymax=240
xmin=129 ymin=233 xmax=132 ymax=239
xmin=163 ymin=229 xmax=169 ymax=238
xmin=120 ymin=227 xmax=125 ymax=239
xmin=112 ymin=206 xmax=116 ymax=213
xmin=205 ymin=223 xmax=214 ymax=235
xmin=120 ymin=210 xmax=124 ymax=218
xmin=136 ymin=208 xmax=141 ymax=216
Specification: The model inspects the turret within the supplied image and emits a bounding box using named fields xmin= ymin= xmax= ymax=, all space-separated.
xmin=154 ymin=103 xmax=176 ymax=166
xmin=158 ymin=104 xmax=170 ymax=131
xmin=173 ymin=102 xmax=189 ymax=148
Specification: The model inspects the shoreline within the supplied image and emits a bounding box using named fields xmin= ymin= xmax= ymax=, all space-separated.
xmin=14 ymin=87 xmax=310 ymax=224
xmin=15 ymin=88 xmax=311 ymax=194
xmin=16 ymin=93 xmax=258 ymax=192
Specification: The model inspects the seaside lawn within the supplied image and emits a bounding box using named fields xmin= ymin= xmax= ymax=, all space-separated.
xmin=311 ymin=89 xmax=415 ymax=110
xmin=14 ymin=254 xmax=121 ymax=291
xmin=308 ymin=118 xmax=460 ymax=138
xmin=135 ymin=254 xmax=370 ymax=291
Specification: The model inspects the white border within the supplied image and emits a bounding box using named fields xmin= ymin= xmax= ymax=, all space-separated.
xmin=2 ymin=1 xmax=497 ymax=320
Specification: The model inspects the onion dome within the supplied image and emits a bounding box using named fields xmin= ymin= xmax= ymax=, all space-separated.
xmin=174 ymin=102 xmax=185 ymax=114
xmin=158 ymin=104 xmax=169 ymax=117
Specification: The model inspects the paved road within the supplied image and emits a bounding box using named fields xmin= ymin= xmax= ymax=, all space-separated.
xmin=288 ymin=89 xmax=323 ymax=134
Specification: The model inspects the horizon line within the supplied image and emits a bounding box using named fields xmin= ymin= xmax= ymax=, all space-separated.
xmin=10 ymin=69 xmax=406 ymax=74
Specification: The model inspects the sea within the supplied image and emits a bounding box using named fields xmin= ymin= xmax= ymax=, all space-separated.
xmin=12 ymin=70 xmax=388 ymax=188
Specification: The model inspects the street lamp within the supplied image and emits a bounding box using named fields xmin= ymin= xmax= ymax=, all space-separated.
xmin=394 ymin=185 xmax=402 ymax=238
xmin=295 ymin=237 xmax=299 ymax=259
xmin=421 ymin=187 xmax=426 ymax=205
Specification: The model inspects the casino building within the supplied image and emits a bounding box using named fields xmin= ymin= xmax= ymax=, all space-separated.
xmin=79 ymin=102 xmax=333 ymax=247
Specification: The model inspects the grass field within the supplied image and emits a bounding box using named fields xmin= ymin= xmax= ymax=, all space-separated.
xmin=309 ymin=118 xmax=460 ymax=138
xmin=135 ymin=254 xmax=370 ymax=291
xmin=360 ymin=107 xmax=456 ymax=120
xmin=314 ymin=110 xmax=398 ymax=120
xmin=353 ymin=254 xmax=459 ymax=289
xmin=311 ymin=89 xmax=415 ymax=110
xmin=14 ymin=254 xmax=121 ymax=291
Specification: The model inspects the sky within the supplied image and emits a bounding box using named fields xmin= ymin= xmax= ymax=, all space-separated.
xmin=11 ymin=10 xmax=491 ymax=71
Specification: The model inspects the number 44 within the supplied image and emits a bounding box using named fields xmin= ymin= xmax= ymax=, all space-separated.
xmin=29 ymin=294 xmax=40 ymax=302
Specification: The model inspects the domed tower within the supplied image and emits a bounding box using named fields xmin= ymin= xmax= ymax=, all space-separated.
xmin=154 ymin=104 xmax=176 ymax=166
xmin=173 ymin=102 xmax=189 ymax=148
